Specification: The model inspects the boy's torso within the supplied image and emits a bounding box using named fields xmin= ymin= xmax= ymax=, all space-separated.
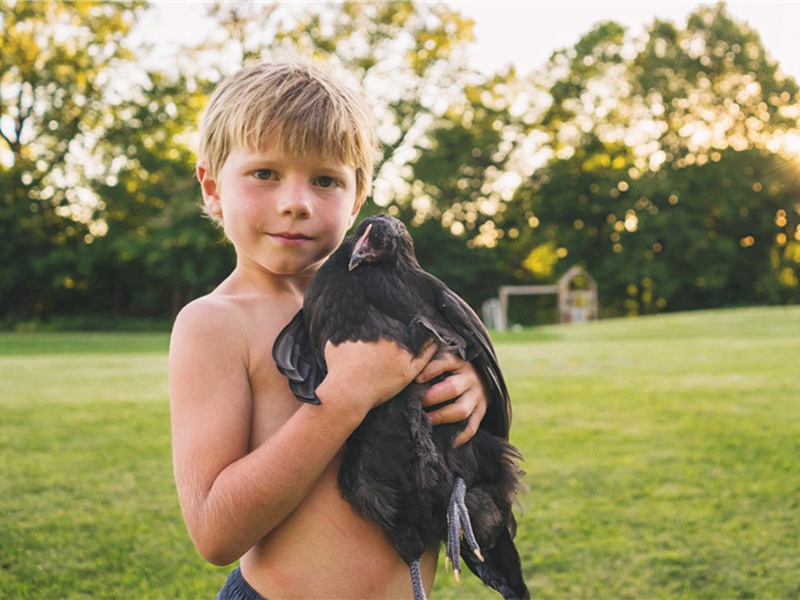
xmin=217 ymin=286 xmax=438 ymax=598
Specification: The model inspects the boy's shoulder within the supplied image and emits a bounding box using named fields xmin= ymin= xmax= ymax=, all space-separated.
xmin=170 ymin=287 xmax=304 ymax=410
xmin=170 ymin=290 xmax=255 ymax=357
xmin=174 ymin=290 xmax=245 ymax=333
xmin=171 ymin=286 xmax=300 ymax=359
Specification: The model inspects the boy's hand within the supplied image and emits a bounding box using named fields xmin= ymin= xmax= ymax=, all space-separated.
xmin=416 ymin=353 xmax=488 ymax=447
xmin=320 ymin=337 xmax=439 ymax=413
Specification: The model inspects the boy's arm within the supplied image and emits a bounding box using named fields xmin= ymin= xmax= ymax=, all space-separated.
xmin=169 ymin=301 xmax=436 ymax=566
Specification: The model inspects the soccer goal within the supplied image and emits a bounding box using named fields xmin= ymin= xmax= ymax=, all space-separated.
xmin=484 ymin=266 xmax=598 ymax=330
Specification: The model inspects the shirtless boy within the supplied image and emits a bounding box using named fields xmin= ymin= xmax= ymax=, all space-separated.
xmin=169 ymin=58 xmax=491 ymax=599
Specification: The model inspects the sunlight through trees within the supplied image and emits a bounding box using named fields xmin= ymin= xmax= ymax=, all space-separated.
xmin=1 ymin=1 xmax=799 ymax=323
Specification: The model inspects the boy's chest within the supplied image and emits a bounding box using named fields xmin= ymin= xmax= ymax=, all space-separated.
xmin=243 ymin=315 xmax=305 ymax=448
xmin=247 ymin=356 xmax=302 ymax=448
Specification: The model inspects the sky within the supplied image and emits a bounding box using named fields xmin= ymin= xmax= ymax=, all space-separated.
xmin=457 ymin=1 xmax=800 ymax=80
xmin=141 ymin=1 xmax=800 ymax=83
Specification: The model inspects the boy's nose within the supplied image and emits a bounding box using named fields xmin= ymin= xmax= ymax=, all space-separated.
xmin=278 ymin=179 xmax=312 ymax=218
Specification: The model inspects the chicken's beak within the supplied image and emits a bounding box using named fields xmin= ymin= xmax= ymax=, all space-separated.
xmin=349 ymin=224 xmax=373 ymax=271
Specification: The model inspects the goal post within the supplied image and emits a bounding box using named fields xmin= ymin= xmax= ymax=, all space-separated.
xmin=497 ymin=285 xmax=558 ymax=331
xmin=486 ymin=266 xmax=598 ymax=330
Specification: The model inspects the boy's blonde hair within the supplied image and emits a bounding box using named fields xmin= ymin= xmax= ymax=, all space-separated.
xmin=198 ymin=57 xmax=380 ymax=224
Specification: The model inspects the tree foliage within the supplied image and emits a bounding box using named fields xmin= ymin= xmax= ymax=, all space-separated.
xmin=0 ymin=0 xmax=146 ymax=319
xmin=87 ymin=71 xmax=234 ymax=318
xmin=503 ymin=3 xmax=800 ymax=318
xmin=2 ymin=1 xmax=800 ymax=326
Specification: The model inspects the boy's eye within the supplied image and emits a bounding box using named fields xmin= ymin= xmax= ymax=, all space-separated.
xmin=254 ymin=169 xmax=276 ymax=181
xmin=315 ymin=175 xmax=337 ymax=188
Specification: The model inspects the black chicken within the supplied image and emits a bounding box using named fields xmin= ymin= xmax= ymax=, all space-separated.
xmin=273 ymin=214 xmax=528 ymax=600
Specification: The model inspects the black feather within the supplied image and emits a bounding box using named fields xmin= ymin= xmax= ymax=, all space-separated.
xmin=273 ymin=214 xmax=529 ymax=599
xmin=274 ymin=310 xmax=324 ymax=404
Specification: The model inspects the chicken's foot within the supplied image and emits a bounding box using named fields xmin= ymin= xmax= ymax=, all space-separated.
xmin=445 ymin=476 xmax=483 ymax=583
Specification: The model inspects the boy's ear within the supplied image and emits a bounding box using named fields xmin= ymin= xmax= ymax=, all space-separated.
xmin=348 ymin=194 xmax=366 ymax=229
xmin=197 ymin=161 xmax=222 ymax=218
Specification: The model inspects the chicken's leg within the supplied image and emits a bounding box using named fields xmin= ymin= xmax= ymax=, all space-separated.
xmin=445 ymin=477 xmax=484 ymax=582
xmin=409 ymin=559 xmax=427 ymax=600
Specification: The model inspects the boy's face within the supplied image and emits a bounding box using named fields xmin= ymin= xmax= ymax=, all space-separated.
xmin=198 ymin=145 xmax=362 ymax=279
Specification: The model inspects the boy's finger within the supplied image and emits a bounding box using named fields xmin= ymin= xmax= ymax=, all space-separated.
xmin=415 ymin=359 xmax=448 ymax=385
xmin=416 ymin=351 xmax=460 ymax=384
xmin=453 ymin=412 xmax=482 ymax=447
xmin=412 ymin=339 xmax=439 ymax=370
xmin=420 ymin=376 xmax=466 ymax=407
xmin=427 ymin=399 xmax=471 ymax=426
xmin=423 ymin=338 xmax=440 ymax=358
xmin=426 ymin=390 xmax=481 ymax=425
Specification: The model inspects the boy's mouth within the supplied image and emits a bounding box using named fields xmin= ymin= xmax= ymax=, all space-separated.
xmin=271 ymin=231 xmax=312 ymax=242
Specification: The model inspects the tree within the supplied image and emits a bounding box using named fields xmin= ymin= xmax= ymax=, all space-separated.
xmin=87 ymin=71 xmax=234 ymax=318
xmin=6 ymin=1 xmax=800 ymax=324
xmin=0 ymin=0 xmax=146 ymax=319
xmin=505 ymin=3 xmax=800 ymax=317
xmin=388 ymin=67 xmax=545 ymax=307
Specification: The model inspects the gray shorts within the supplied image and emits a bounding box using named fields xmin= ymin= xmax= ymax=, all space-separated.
xmin=214 ymin=567 xmax=266 ymax=600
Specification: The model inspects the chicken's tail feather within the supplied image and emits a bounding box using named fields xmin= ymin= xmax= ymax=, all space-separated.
xmin=463 ymin=527 xmax=529 ymax=600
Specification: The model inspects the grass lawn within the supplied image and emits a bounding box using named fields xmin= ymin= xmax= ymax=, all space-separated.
xmin=1 ymin=306 xmax=799 ymax=598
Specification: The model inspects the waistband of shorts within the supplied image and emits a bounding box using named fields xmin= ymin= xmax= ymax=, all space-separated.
xmin=229 ymin=566 xmax=266 ymax=600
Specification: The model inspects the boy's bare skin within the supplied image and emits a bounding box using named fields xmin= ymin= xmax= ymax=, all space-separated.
xmin=170 ymin=145 xmax=488 ymax=598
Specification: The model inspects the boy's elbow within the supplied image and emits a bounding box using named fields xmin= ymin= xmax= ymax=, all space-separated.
xmin=186 ymin=514 xmax=243 ymax=566
xmin=204 ymin=550 xmax=239 ymax=568
xmin=179 ymin=492 xmax=247 ymax=566
xmin=193 ymin=533 xmax=241 ymax=567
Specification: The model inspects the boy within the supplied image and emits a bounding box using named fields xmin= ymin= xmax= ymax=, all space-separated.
xmin=169 ymin=58 xmax=490 ymax=599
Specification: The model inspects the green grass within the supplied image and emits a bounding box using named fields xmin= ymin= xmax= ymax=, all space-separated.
xmin=2 ymin=307 xmax=799 ymax=598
